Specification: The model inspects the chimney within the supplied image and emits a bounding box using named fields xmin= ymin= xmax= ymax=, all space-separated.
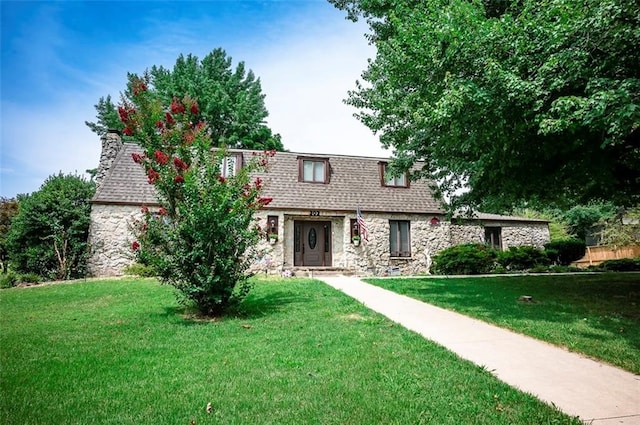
xmin=95 ymin=129 xmax=123 ymax=190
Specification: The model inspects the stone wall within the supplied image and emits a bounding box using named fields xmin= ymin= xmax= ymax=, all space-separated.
xmin=87 ymin=205 xmax=550 ymax=277
xmin=94 ymin=131 xmax=123 ymax=190
xmin=87 ymin=204 xmax=141 ymax=276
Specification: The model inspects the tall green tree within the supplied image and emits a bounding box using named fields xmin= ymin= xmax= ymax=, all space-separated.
xmin=87 ymin=48 xmax=284 ymax=151
xmin=331 ymin=0 xmax=640 ymax=211
xmin=84 ymin=95 xmax=123 ymax=136
xmin=120 ymin=75 xmax=275 ymax=316
xmin=6 ymin=174 xmax=95 ymax=279
xmin=0 ymin=197 xmax=19 ymax=273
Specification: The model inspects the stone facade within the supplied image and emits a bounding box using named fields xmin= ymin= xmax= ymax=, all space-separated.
xmin=87 ymin=136 xmax=550 ymax=277
xmin=87 ymin=204 xmax=141 ymax=276
xmin=94 ymin=131 xmax=123 ymax=190
xmin=87 ymin=206 xmax=550 ymax=277
xmin=241 ymin=211 xmax=550 ymax=277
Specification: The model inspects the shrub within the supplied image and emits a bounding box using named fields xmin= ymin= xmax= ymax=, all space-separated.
xmin=497 ymin=246 xmax=550 ymax=271
xmin=121 ymin=77 xmax=275 ymax=316
xmin=596 ymin=258 xmax=640 ymax=272
xmin=19 ymin=273 xmax=41 ymax=284
xmin=123 ymin=263 xmax=156 ymax=277
xmin=544 ymin=238 xmax=586 ymax=265
xmin=0 ymin=272 xmax=18 ymax=289
xmin=431 ymin=243 xmax=498 ymax=275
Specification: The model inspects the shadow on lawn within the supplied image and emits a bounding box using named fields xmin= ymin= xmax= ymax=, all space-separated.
xmin=158 ymin=289 xmax=312 ymax=324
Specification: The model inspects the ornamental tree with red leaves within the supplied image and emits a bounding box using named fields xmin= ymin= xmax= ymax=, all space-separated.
xmin=119 ymin=74 xmax=274 ymax=316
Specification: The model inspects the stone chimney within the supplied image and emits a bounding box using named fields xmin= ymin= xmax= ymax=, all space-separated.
xmin=94 ymin=129 xmax=123 ymax=190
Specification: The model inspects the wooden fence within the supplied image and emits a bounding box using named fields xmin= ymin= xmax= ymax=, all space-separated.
xmin=571 ymin=245 xmax=640 ymax=268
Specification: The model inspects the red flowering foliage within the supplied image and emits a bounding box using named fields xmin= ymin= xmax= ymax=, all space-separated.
xmin=190 ymin=102 xmax=199 ymax=115
xmin=123 ymin=127 xmax=134 ymax=136
xmin=141 ymin=205 xmax=149 ymax=214
xmin=158 ymin=207 xmax=168 ymax=216
xmin=118 ymin=106 xmax=129 ymax=122
xmin=183 ymin=131 xmax=195 ymax=145
xmin=257 ymin=197 xmax=273 ymax=206
xmin=154 ymin=150 xmax=170 ymax=165
xmin=254 ymin=177 xmax=263 ymax=190
xmin=156 ymin=120 xmax=164 ymax=130
xmin=218 ymin=176 xmax=226 ymax=184
xmin=195 ymin=121 xmax=205 ymax=131
xmin=132 ymin=80 xmax=147 ymax=95
xmin=165 ymin=112 xmax=176 ymax=126
xmin=147 ymin=168 xmax=160 ymax=184
xmin=132 ymin=153 xmax=144 ymax=164
xmin=131 ymin=241 xmax=140 ymax=251
xmin=174 ymin=175 xmax=185 ymax=184
xmin=173 ymin=157 xmax=189 ymax=171
xmin=170 ymin=97 xmax=186 ymax=114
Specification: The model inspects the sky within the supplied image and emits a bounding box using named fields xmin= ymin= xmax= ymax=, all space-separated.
xmin=0 ymin=0 xmax=384 ymax=198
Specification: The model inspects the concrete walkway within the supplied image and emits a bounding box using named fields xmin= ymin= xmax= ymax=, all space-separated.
xmin=319 ymin=276 xmax=640 ymax=425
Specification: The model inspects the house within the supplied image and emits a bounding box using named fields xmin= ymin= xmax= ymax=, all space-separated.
xmin=87 ymin=130 xmax=550 ymax=276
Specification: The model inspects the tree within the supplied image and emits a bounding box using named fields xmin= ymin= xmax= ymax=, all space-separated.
xmin=331 ymin=0 xmax=640 ymax=211
xmin=120 ymin=74 xmax=275 ymax=316
xmin=0 ymin=198 xmax=19 ymax=273
xmin=5 ymin=174 xmax=94 ymax=279
xmin=87 ymin=48 xmax=284 ymax=151
xmin=562 ymin=202 xmax=616 ymax=241
xmin=84 ymin=95 xmax=123 ymax=136
xmin=597 ymin=206 xmax=640 ymax=246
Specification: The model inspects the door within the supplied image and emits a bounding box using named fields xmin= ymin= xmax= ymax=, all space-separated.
xmin=294 ymin=221 xmax=332 ymax=266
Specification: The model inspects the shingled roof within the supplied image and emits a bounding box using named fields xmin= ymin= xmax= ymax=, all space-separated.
xmin=92 ymin=143 xmax=444 ymax=214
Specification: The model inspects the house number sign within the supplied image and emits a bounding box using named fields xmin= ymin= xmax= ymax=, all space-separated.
xmin=309 ymin=211 xmax=320 ymax=216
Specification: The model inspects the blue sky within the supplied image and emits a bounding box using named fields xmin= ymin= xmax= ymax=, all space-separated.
xmin=1 ymin=0 xmax=382 ymax=198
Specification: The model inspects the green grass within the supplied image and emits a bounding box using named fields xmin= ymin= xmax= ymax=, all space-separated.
xmin=0 ymin=277 xmax=580 ymax=424
xmin=366 ymin=273 xmax=640 ymax=374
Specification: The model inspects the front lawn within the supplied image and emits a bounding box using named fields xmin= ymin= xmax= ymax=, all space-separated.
xmin=0 ymin=277 xmax=580 ymax=424
xmin=366 ymin=273 xmax=640 ymax=374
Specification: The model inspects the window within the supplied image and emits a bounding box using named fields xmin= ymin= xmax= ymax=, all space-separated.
xmin=298 ymin=157 xmax=329 ymax=183
xmin=389 ymin=220 xmax=411 ymax=257
xmin=379 ymin=162 xmax=408 ymax=187
xmin=485 ymin=227 xmax=502 ymax=250
xmin=219 ymin=153 xmax=242 ymax=177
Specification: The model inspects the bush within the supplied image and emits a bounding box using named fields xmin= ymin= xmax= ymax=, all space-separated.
xmin=124 ymin=263 xmax=156 ymax=277
xmin=497 ymin=246 xmax=550 ymax=271
xmin=19 ymin=273 xmax=41 ymax=284
xmin=431 ymin=243 xmax=498 ymax=275
xmin=544 ymin=238 xmax=586 ymax=265
xmin=596 ymin=258 xmax=640 ymax=272
xmin=5 ymin=173 xmax=94 ymax=280
xmin=0 ymin=272 xmax=18 ymax=289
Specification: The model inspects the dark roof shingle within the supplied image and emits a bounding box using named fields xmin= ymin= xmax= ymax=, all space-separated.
xmin=93 ymin=144 xmax=444 ymax=213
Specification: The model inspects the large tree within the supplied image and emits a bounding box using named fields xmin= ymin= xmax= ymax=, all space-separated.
xmin=5 ymin=174 xmax=94 ymax=279
xmin=87 ymin=48 xmax=284 ymax=151
xmin=331 ymin=0 xmax=640 ymax=211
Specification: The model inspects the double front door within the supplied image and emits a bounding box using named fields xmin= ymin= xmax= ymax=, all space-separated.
xmin=294 ymin=221 xmax=332 ymax=266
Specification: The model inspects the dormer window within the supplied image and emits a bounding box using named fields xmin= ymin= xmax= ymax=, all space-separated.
xmin=298 ymin=157 xmax=329 ymax=183
xmin=379 ymin=162 xmax=409 ymax=188
xmin=219 ymin=153 xmax=242 ymax=177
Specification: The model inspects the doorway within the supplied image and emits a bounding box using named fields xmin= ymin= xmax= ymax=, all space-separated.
xmin=293 ymin=221 xmax=332 ymax=266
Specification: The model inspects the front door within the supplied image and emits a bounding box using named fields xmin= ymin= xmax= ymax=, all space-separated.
xmin=294 ymin=221 xmax=332 ymax=266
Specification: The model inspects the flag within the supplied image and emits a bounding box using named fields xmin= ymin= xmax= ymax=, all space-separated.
xmin=356 ymin=207 xmax=369 ymax=242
